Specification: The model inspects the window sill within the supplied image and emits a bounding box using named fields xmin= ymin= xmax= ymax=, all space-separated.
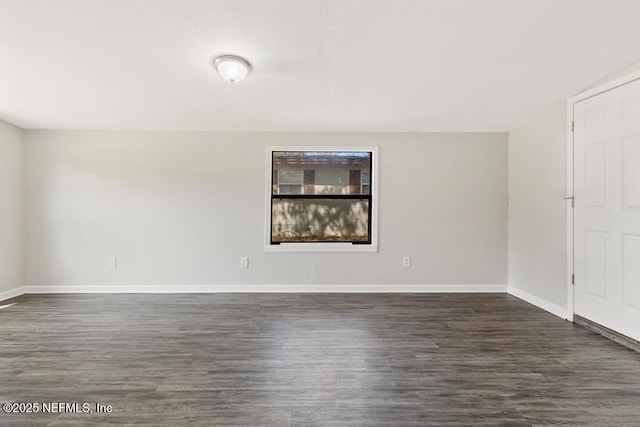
xmin=265 ymin=242 xmax=378 ymax=253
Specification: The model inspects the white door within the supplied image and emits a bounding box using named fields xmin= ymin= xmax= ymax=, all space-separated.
xmin=574 ymin=77 xmax=640 ymax=342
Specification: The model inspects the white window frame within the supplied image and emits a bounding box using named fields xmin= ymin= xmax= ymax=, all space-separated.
xmin=265 ymin=146 xmax=379 ymax=253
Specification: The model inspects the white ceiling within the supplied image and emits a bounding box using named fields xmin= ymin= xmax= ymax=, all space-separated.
xmin=1 ymin=0 xmax=640 ymax=132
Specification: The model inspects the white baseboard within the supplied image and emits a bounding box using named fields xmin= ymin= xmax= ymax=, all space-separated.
xmin=25 ymin=283 xmax=507 ymax=294
xmin=0 ymin=286 xmax=27 ymax=302
xmin=507 ymin=286 xmax=571 ymax=320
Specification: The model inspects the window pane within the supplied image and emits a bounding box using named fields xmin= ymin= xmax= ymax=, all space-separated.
xmin=272 ymin=198 xmax=369 ymax=243
xmin=273 ymin=151 xmax=371 ymax=196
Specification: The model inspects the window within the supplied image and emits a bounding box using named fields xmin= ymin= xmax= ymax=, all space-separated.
xmin=277 ymin=171 xmax=303 ymax=195
xmin=361 ymin=171 xmax=370 ymax=195
xmin=266 ymin=147 xmax=378 ymax=252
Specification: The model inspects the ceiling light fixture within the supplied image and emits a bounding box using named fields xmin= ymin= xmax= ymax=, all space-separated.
xmin=212 ymin=55 xmax=252 ymax=83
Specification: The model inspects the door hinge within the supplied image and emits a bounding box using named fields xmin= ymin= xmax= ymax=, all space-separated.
xmin=571 ymin=121 xmax=575 ymax=132
xmin=564 ymin=196 xmax=574 ymax=208
xmin=571 ymin=274 xmax=575 ymax=285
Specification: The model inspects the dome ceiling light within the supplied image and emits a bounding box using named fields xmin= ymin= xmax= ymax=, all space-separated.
xmin=212 ymin=55 xmax=252 ymax=83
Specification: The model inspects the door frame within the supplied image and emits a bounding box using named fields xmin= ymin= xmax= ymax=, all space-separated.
xmin=565 ymin=69 xmax=640 ymax=321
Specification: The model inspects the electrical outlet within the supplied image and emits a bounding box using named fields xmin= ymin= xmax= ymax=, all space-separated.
xmin=240 ymin=257 xmax=249 ymax=269
xmin=108 ymin=256 xmax=117 ymax=268
xmin=402 ymin=256 xmax=411 ymax=268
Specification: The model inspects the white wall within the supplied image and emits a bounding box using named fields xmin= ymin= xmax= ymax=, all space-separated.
xmin=0 ymin=120 xmax=24 ymax=296
xmin=508 ymin=102 xmax=568 ymax=315
xmin=25 ymin=131 xmax=508 ymax=289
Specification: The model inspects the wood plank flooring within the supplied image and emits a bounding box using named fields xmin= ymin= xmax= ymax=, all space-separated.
xmin=1 ymin=293 xmax=639 ymax=426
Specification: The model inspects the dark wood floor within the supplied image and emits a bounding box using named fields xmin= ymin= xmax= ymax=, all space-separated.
xmin=1 ymin=293 xmax=639 ymax=426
